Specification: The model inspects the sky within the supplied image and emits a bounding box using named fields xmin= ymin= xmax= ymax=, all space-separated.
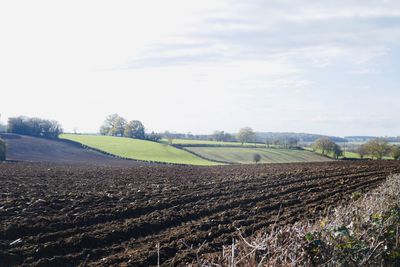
xmin=1 ymin=0 xmax=399 ymax=137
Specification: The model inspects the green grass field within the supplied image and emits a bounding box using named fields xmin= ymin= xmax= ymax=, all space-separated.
xmin=184 ymin=147 xmax=332 ymax=164
xmin=60 ymin=134 xmax=219 ymax=165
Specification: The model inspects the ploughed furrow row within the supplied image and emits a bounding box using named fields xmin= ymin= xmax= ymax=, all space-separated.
xmin=1 ymin=161 xmax=400 ymax=266
xmin=97 ymin=171 xmax=387 ymax=266
xmin=3 ymin=168 xmax=384 ymax=263
xmin=124 ymin=173 xmax=388 ymax=260
xmin=1 ymin=168 xmax=386 ymax=244
xmin=11 ymin=170 xmax=386 ymax=266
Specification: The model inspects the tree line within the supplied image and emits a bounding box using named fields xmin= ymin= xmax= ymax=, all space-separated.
xmin=311 ymin=137 xmax=400 ymax=160
xmin=162 ymin=127 xmax=301 ymax=148
xmin=311 ymin=137 xmax=343 ymax=159
xmin=357 ymin=139 xmax=400 ymax=160
xmin=158 ymin=128 xmax=346 ymax=148
xmin=237 ymin=127 xmax=300 ymax=148
xmin=7 ymin=116 xmax=63 ymax=139
xmin=99 ymin=114 xmax=161 ymax=142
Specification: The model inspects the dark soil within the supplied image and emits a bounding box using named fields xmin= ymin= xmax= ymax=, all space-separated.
xmin=0 ymin=134 xmax=151 ymax=166
xmin=1 ymin=161 xmax=400 ymax=266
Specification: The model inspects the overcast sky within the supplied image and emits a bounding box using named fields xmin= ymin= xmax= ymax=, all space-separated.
xmin=1 ymin=0 xmax=399 ymax=136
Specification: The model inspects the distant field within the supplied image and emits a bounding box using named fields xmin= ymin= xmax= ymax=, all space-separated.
xmin=166 ymin=138 xmax=266 ymax=147
xmin=341 ymin=151 xmax=391 ymax=160
xmin=303 ymin=147 xmax=392 ymax=160
xmin=61 ymin=134 xmax=219 ymax=165
xmin=338 ymin=141 xmax=400 ymax=146
xmin=184 ymin=147 xmax=332 ymax=164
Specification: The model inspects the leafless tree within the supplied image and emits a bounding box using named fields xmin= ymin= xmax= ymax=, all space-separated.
xmin=237 ymin=127 xmax=255 ymax=145
xmin=364 ymin=138 xmax=390 ymax=159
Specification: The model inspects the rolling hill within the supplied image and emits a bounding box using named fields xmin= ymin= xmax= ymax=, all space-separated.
xmin=0 ymin=133 xmax=146 ymax=166
xmin=60 ymin=134 xmax=219 ymax=165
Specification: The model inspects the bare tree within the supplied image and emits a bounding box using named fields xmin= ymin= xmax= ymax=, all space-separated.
xmin=357 ymin=144 xmax=368 ymax=159
xmin=364 ymin=138 xmax=390 ymax=159
xmin=237 ymin=127 xmax=255 ymax=145
xmin=312 ymin=137 xmax=334 ymax=155
xmin=311 ymin=137 xmax=343 ymax=158
xmin=167 ymin=137 xmax=174 ymax=145
xmin=288 ymin=137 xmax=299 ymax=149
xmin=164 ymin=131 xmax=174 ymax=145
xmin=265 ymin=137 xmax=272 ymax=148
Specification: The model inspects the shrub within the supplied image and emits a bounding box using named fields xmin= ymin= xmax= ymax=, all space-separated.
xmin=357 ymin=144 xmax=368 ymax=159
xmin=0 ymin=138 xmax=5 ymax=161
xmin=253 ymin=153 xmax=261 ymax=164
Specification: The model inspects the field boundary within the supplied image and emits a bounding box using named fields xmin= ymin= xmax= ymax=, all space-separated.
xmin=172 ymin=143 xmax=262 ymax=148
xmin=175 ymin=145 xmax=234 ymax=164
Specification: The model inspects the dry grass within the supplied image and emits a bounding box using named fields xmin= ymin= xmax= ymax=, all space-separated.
xmin=192 ymin=174 xmax=400 ymax=267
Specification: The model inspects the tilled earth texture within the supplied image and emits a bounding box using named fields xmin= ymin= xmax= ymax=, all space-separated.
xmin=1 ymin=161 xmax=400 ymax=266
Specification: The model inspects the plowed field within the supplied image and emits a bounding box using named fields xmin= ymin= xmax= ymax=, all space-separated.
xmin=1 ymin=161 xmax=400 ymax=266
xmin=0 ymin=134 xmax=149 ymax=166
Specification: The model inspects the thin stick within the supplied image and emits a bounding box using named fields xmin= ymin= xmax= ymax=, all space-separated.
xmin=157 ymin=243 xmax=160 ymax=267
xmin=196 ymin=240 xmax=207 ymax=265
xmin=231 ymin=238 xmax=235 ymax=267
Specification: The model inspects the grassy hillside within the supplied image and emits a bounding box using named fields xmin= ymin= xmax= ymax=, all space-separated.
xmin=60 ymin=134 xmax=219 ymax=165
xmin=184 ymin=147 xmax=332 ymax=164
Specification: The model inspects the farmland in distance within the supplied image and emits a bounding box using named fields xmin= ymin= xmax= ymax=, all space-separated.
xmin=184 ymin=146 xmax=332 ymax=164
xmin=61 ymin=134 xmax=333 ymax=165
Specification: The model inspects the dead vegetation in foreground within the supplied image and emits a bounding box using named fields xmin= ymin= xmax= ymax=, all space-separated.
xmin=195 ymin=174 xmax=400 ymax=267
